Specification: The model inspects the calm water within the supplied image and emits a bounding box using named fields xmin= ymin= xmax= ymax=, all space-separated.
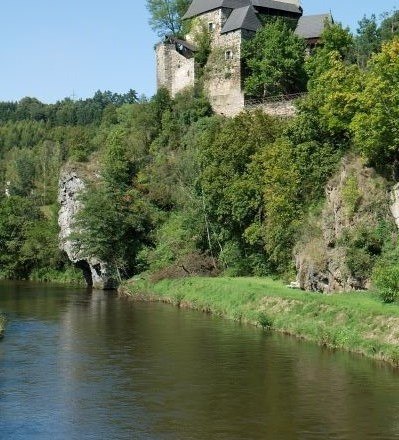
xmin=0 ymin=282 xmax=399 ymax=440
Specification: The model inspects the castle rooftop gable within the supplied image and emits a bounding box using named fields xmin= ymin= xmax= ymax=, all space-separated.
xmin=251 ymin=0 xmax=301 ymax=15
xmin=221 ymin=5 xmax=261 ymax=34
xmin=182 ymin=0 xmax=301 ymax=20
xmin=295 ymin=13 xmax=332 ymax=40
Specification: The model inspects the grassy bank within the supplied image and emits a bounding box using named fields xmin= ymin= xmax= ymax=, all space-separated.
xmin=29 ymin=267 xmax=86 ymax=287
xmin=121 ymin=277 xmax=399 ymax=367
xmin=0 ymin=314 xmax=6 ymax=339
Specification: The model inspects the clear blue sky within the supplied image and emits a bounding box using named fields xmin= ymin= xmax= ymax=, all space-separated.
xmin=1 ymin=0 xmax=397 ymax=103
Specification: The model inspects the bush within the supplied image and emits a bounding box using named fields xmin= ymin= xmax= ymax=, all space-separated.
xmin=149 ymin=251 xmax=219 ymax=283
xmin=258 ymin=312 xmax=273 ymax=330
xmin=0 ymin=314 xmax=7 ymax=337
xmin=343 ymin=225 xmax=384 ymax=280
xmin=373 ymin=265 xmax=399 ymax=303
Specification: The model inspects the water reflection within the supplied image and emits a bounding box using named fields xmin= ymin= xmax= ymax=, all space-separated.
xmin=0 ymin=283 xmax=398 ymax=439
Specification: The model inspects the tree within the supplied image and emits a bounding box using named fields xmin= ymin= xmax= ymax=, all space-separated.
xmin=146 ymin=0 xmax=190 ymax=37
xmin=243 ymin=19 xmax=307 ymax=97
xmin=355 ymin=15 xmax=381 ymax=68
xmin=306 ymin=22 xmax=354 ymax=83
xmin=73 ymin=184 xmax=156 ymax=278
xmin=252 ymin=138 xmax=300 ymax=271
xmin=351 ymin=39 xmax=399 ymax=176
xmin=0 ymin=196 xmax=43 ymax=278
xmin=198 ymin=111 xmax=283 ymax=275
xmin=380 ymin=10 xmax=399 ymax=42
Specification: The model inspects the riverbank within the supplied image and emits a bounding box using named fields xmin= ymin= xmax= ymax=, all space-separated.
xmin=120 ymin=277 xmax=399 ymax=367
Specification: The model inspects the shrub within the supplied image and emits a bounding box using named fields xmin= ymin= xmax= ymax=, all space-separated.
xmin=343 ymin=225 xmax=384 ymax=280
xmin=149 ymin=251 xmax=219 ymax=283
xmin=373 ymin=264 xmax=399 ymax=303
xmin=342 ymin=174 xmax=361 ymax=218
xmin=258 ymin=312 xmax=273 ymax=330
xmin=0 ymin=314 xmax=7 ymax=337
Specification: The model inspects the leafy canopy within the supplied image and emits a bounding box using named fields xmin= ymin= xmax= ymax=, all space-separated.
xmin=146 ymin=0 xmax=190 ymax=37
xmin=244 ymin=19 xmax=307 ymax=97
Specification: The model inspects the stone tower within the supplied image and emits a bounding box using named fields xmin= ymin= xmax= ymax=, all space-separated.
xmin=156 ymin=0 xmax=329 ymax=116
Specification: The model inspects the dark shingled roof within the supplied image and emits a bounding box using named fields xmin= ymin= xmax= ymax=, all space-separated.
xmin=183 ymin=0 xmax=248 ymax=19
xmin=182 ymin=0 xmax=301 ymax=20
xmin=221 ymin=5 xmax=261 ymax=33
xmin=251 ymin=0 xmax=301 ymax=14
xmin=168 ymin=36 xmax=197 ymax=52
xmin=295 ymin=13 xmax=331 ymax=39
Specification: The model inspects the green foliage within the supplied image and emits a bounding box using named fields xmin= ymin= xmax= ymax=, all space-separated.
xmin=306 ymin=22 xmax=354 ymax=83
xmin=0 ymin=197 xmax=63 ymax=279
xmin=0 ymin=90 xmax=137 ymax=126
xmin=373 ymin=264 xmax=399 ymax=303
xmin=2 ymin=13 xmax=399 ymax=290
xmin=380 ymin=10 xmax=399 ymax=42
xmin=0 ymin=89 xmax=142 ymax=282
xmin=73 ymin=184 xmax=157 ymax=277
xmin=355 ymin=15 xmax=381 ymax=68
xmin=306 ymin=54 xmax=362 ymax=135
xmin=253 ymin=138 xmax=300 ymax=271
xmin=30 ymin=265 xmax=85 ymax=285
xmin=244 ymin=19 xmax=307 ymax=96
xmin=191 ymin=20 xmax=212 ymax=68
xmin=350 ymin=39 xmax=399 ymax=174
xmin=0 ymin=314 xmax=6 ymax=337
xmin=138 ymin=209 xmax=204 ymax=272
xmin=146 ymin=0 xmax=190 ymax=37
xmin=198 ymin=111 xmax=282 ymax=274
xmin=343 ymin=225 xmax=384 ymax=280
xmin=258 ymin=312 xmax=273 ymax=329
xmin=342 ymin=174 xmax=361 ymax=217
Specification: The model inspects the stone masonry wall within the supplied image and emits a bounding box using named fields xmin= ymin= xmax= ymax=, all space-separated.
xmin=156 ymin=42 xmax=195 ymax=96
xmin=246 ymin=100 xmax=297 ymax=117
xmin=188 ymin=9 xmax=244 ymax=116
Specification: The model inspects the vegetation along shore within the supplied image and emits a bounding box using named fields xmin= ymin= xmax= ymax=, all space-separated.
xmin=0 ymin=314 xmax=7 ymax=338
xmin=121 ymin=277 xmax=399 ymax=367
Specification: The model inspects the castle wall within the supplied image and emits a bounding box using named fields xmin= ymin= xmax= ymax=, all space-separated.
xmin=171 ymin=53 xmax=195 ymax=96
xmin=246 ymin=101 xmax=297 ymax=117
xmin=188 ymin=9 xmax=245 ymax=116
xmin=156 ymin=43 xmax=173 ymax=92
xmin=205 ymin=28 xmax=244 ymax=116
xmin=156 ymin=42 xmax=195 ymax=96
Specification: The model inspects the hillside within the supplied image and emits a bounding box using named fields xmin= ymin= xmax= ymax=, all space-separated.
xmin=0 ymin=12 xmax=399 ymax=305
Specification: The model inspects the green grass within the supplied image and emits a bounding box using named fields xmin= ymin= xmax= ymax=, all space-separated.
xmin=29 ymin=266 xmax=86 ymax=286
xmin=121 ymin=276 xmax=399 ymax=367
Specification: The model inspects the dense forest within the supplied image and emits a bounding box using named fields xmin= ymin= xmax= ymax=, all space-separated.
xmin=1 ymin=10 xmax=399 ymax=302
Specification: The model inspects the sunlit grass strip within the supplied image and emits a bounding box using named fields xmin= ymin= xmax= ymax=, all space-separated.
xmin=121 ymin=277 xmax=399 ymax=367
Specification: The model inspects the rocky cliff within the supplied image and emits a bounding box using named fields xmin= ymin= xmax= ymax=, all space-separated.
xmin=58 ymin=163 xmax=118 ymax=290
xmin=295 ymin=156 xmax=395 ymax=293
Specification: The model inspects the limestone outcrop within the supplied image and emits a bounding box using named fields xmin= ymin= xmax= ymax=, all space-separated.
xmin=58 ymin=163 xmax=118 ymax=290
xmin=295 ymin=156 xmax=392 ymax=293
xmin=390 ymin=182 xmax=399 ymax=230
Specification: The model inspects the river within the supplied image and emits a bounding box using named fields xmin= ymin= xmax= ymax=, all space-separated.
xmin=0 ymin=282 xmax=398 ymax=439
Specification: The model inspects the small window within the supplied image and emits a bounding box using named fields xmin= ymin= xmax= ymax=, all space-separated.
xmin=208 ymin=22 xmax=215 ymax=32
xmin=225 ymin=50 xmax=233 ymax=60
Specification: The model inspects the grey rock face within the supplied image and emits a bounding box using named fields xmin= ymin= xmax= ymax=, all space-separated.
xmin=390 ymin=183 xmax=399 ymax=230
xmin=58 ymin=165 xmax=118 ymax=290
xmin=295 ymin=156 xmax=389 ymax=293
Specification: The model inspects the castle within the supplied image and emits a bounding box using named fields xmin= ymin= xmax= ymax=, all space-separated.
xmin=156 ymin=0 xmax=330 ymax=116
